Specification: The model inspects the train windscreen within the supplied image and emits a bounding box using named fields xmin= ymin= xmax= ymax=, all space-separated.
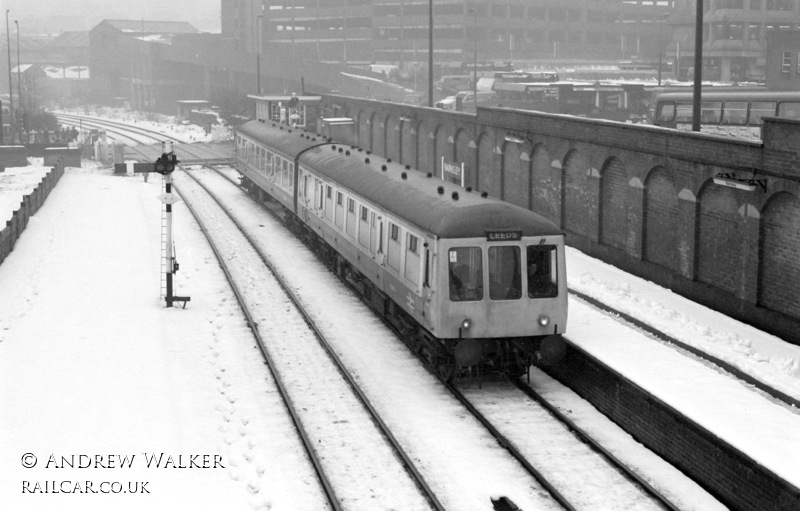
xmin=527 ymin=246 xmax=558 ymax=298
xmin=449 ymin=247 xmax=483 ymax=302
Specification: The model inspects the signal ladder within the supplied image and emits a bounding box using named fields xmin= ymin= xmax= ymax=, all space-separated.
xmin=160 ymin=175 xmax=168 ymax=299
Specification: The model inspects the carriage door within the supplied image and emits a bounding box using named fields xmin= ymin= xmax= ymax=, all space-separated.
xmin=422 ymin=236 xmax=436 ymax=325
xmin=301 ymin=174 xmax=310 ymax=221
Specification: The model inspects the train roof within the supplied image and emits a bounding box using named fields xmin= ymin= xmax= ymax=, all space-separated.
xmin=236 ymin=120 xmax=563 ymax=240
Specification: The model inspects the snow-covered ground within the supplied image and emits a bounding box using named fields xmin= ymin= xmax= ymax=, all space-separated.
xmin=1 ymin=133 xmax=799 ymax=508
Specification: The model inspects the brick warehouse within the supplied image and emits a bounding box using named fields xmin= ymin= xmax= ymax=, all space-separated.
xmin=315 ymin=96 xmax=800 ymax=344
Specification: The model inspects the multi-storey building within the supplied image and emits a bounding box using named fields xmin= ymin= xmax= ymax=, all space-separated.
xmin=222 ymin=1 xmax=677 ymax=73
xmin=669 ymin=0 xmax=800 ymax=82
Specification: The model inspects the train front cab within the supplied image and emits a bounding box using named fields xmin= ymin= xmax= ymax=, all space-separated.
xmin=436 ymin=232 xmax=568 ymax=369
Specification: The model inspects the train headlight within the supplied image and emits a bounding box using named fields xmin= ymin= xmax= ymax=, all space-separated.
xmin=538 ymin=315 xmax=550 ymax=327
xmin=461 ymin=318 xmax=472 ymax=330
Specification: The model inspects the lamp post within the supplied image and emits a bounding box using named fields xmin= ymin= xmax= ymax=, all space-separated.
xmin=5 ymin=10 xmax=13 ymax=143
xmin=658 ymin=15 xmax=664 ymax=86
xmin=15 ymin=20 xmax=21 ymax=125
xmin=692 ymin=0 xmax=703 ymax=132
xmin=256 ymin=14 xmax=264 ymax=95
xmin=469 ymin=8 xmax=477 ymax=109
xmin=428 ymin=0 xmax=433 ymax=107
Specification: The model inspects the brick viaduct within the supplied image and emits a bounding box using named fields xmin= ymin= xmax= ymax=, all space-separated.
xmin=318 ymin=96 xmax=800 ymax=345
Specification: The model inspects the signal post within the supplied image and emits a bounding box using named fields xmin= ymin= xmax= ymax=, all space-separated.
xmin=128 ymin=141 xmax=191 ymax=308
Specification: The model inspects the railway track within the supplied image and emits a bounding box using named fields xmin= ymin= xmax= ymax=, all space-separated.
xmin=193 ymin=163 xmax=692 ymax=511
xmin=60 ymin=113 xmax=798 ymax=509
xmin=173 ymin=168 xmax=444 ymax=510
xmin=52 ymin=111 xmax=185 ymax=145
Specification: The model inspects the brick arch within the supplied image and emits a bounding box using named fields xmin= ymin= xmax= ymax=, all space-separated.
xmin=599 ymin=156 xmax=629 ymax=251
xmin=759 ymin=191 xmax=800 ymax=319
xmin=478 ymin=133 xmax=498 ymax=196
xmin=358 ymin=111 xmax=372 ymax=150
xmin=417 ymin=122 xmax=435 ymax=174
xmin=386 ymin=116 xmax=402 ymax=162
xmin=563 ymin=149 xmax=590 ymax=236
xmin=371 ymin=113 xmax=388 ymax=157
xmin=502 ymin=141 xmax=530 ymax=208
xmin=644 ymin=166 xmax=679 ymax=270
xmin=697 ymin=181 xmax=743 ymax=294
xmin=454 ymin=128 xmax=474 ymax=188
xmin=400 ymin=120 xmax=417 ymax=169
xmin=531 ymin=143 xmax=559 ymax=223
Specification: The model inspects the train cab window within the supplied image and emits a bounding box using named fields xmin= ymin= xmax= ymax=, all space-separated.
xmin=655 ymin=102 xmax=675 ymax=123
xmin=527 ymin=246 xmax=558 ymax=298
xmin=488 ymin=246 xmax=521 ymax=301
xmin=749 ymin=102 xmax=776 ymax=125
xmin=449 ymin=247 xmax=483 ymax=302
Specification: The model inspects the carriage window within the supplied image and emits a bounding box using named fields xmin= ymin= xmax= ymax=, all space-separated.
xmin=675 ymin=103 xmax=693 ymax=123
xmin=449 ymin=247 xmax=483 ymax=302
xmin=527 ymin=246 xmax=558 ymax=298
xmin=722 ymin=102 xmax=748 ymax=125
xmin=489 ymin=246 xmax=521 ymax=301
xmin=700 ymin=102 xmax=722 ymax=124
xmin=749 ymin=102 xmax=776 ymax=125
xmin=778 ymin=102 xmax=800 ymax=119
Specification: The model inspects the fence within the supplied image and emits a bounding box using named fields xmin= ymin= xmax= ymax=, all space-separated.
xmin=0 ymin=163 xmax=65 ymax=266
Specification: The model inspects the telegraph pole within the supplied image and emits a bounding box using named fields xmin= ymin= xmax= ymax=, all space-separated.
xmin=6 ymin=10 xmax=14 ymax=142
xmin=692 ymin=0 xmax=704 ymax=132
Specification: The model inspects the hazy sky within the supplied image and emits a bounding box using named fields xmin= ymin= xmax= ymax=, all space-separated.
xmin=3 ymin=0 xmax=221 ymax=33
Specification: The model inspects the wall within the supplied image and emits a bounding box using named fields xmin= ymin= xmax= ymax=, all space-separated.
xmin=43 ymin=147 xmax=82 ymax=168
xmin=320 ymin=95 xmax=800 ymax=344
xmin=0 ymin=146 xmax=29 ymax=169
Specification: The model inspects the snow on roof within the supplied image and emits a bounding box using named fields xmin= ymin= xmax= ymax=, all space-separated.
xmin=103 ymin=19 xmax=199 ymax=35
xmin=10 ymin=64 xmax=33 ymax=74
xmin=42 ymin=66 xmax=89 ymax=79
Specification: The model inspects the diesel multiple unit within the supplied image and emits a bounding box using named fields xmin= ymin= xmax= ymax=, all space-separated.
xmin=234 ymin=120 xmax=568 ymax=380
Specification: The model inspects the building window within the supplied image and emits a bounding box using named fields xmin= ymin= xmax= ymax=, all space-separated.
xmin=782 ymin=51 xmax=793 ymax=73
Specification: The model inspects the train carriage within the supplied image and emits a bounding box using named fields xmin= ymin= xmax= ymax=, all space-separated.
xmin=235 ymin=120 xmax=568 ymax=379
